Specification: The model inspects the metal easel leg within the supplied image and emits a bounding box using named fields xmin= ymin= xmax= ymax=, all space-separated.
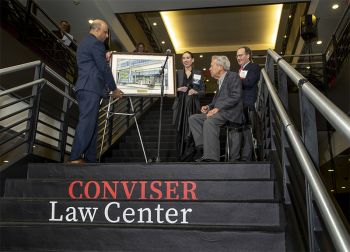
xmin=128 ymin=97 xmax=148 ymax=163
xmin=98 ymin=96 xmax=112 ymax=162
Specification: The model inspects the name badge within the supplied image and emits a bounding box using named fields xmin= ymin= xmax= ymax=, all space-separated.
xmin=193 ymin=74 xmax=201 ymax=85
xmin=239 ymin=70 xmax=248 ymax=79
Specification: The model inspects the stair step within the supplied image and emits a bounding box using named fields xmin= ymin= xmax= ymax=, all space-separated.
xmin=112 ymin=148 xmax=176 ymax=158
xmin=138 ymin=123 xmax=175 ymax=130
xmin=0 ymin=225 xmax=285 ymax=251
xmin=125 ymin=135 xmax=176 ymax=142
xmin=104 ymin=157 xmax=178 ymax=162
xmin=0 ymin=199 xmax=281 ymax=227
xmin=104 ymin=157 xmax=178 ymax=164
xmin=124 ymin=129 xmax=177 ymax=136
xmin=119 ymin=141 xmax=176 ymax=149
xmin=27 ymin=163 xmax=272 ymax=180
xmin=4 ymin=179 xmax=275 ymax=201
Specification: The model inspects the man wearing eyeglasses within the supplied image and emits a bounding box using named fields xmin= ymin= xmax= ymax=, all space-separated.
xmin=70 ymin=19 xmax=123 ymax=164
xmin=236 ymin=46 xmax=261 ymax=161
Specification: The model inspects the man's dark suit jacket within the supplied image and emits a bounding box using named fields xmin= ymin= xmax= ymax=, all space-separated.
xmin=241 ymin=62 xmax=260 ymax=108
xmin=208 ymin=71 xmax=243 ymax=124
xmin=75 ymin=34 xmax=116 ymax=98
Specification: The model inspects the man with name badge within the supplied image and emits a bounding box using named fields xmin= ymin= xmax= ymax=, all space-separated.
xmin=236 ymin=46 xmax=260 ymax=161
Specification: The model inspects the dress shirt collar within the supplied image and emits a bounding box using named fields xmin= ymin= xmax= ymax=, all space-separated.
xmin=218 ymin=71 xmax=227 ymax=90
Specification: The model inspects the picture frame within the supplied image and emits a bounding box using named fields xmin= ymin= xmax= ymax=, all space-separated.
xmin=110 ymin=52 xmax=176 ymax=97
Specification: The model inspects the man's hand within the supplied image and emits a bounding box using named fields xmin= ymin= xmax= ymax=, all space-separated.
xmin=201 ymin=105 xmax=209 ymax=114
xmin=207 ymin=108 xmax=219 ymax=118
xmin=177 ymin=86 xmax=188 ymax=92
xmin=111 ymin=88 xmax=123 ymax=98
xmin=106 ymin=51 xmax=114 ymax=62
xmin=188 ymin=89 xmax=198 ymax=96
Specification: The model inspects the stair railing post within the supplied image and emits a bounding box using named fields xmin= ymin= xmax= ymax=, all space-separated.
xmin=265 ymin=54 xmax=276 ymax=153
xmin=22 ymin=0 xmax=33 ymax=41
xmin=277 ymin=65 xmax=291 ymax=204
xmin=26 ymin=63 xmax=44 ymax=155
xmin=58 ymin=84 xmax=71 ymax=162
xmin=298 ymin=81 xmax=321 ymax=252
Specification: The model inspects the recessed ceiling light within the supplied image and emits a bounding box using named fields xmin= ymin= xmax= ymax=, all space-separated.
xmin=88 ymin=19 xmax=94 ymax=24
xmin=280 ymin=51 xmax=283 ymax=54
xmin=3 ymin=160 xmax=9 ymax=163
xmin=331 ymin=189 xmax=335 ymax=192
xmin=316 ymin=40 xmax=322 ymax=45
xmin=332 ymin=4 xmax=339 ymax=9
xmin=203 ymin=68 xmax=206 ymax=71
xmin=341 ymin=186 xmax=346 ymax=189
xmin=306 ymin=66 xmax=311 ymax=69
xmin=328 ymin=169 xmax=334 ymax=172
xmin=153 ymin=22 xmax=157 ymax=26
xmin=199 ymin=55 xmax=203 ymax=58
xmin=206 ymin=79 xmax=210 ymax=82
xmin=161 ymin=41 xmax=165 ymax=44
xmin=288 ymin=15 xmax=292 ymax=19
xmin=284 ymin=35 xmax=287 ymax=38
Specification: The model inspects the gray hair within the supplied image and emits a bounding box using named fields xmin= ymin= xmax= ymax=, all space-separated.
xmin=212 ymin=55 xmax=230 ymax=71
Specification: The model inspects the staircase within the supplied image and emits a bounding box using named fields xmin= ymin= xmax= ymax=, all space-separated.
xmin=0 ymin=162 xmax=286 ymax=251
xmin=103 ymin=97 xmax=177 ymax=162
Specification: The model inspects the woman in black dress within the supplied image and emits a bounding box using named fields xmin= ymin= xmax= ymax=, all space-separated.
xmin=172 ymin=51 xmax=205 ymax=161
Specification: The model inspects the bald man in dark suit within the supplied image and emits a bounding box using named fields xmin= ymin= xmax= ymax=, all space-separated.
xmin=70 ymin=19 xmax=123 ymax=163
xmin=189 ymin=55 xmax=243 ymax=162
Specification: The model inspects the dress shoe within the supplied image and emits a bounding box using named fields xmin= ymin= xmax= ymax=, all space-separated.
xmin=68 ymin=159 xmax=85 ymax=164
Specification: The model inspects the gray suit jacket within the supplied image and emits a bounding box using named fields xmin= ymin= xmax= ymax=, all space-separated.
xmin=209 ymin=71 xmax=243 ymax=124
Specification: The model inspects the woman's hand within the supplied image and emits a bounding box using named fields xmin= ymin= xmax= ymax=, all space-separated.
xmin=177 ymin=86 xmax=188 ymax=92
xmin=188 ymin=89 xmax=198 ymax=96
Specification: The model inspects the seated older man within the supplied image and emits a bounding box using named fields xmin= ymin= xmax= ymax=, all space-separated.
xmin=189 ymin=55 xmax=243 ymax=162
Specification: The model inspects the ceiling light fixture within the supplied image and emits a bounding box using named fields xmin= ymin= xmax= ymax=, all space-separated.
xmin=332 ymin=4 xmax=339 ymax=10
xmin=88 ymin=19 xmax=94 ymax=24
xmin=161 ymin=41 xmax=165 ymax=44
xmin=341 ymin=186 xmax=346 ymax=189
xmin=199 ymin=55 xmax=203 ymax=58
xmin=288 ymin=15 xmax=292 ymax=19
xmin=284 ymin=35 xmax=287 ymax=38
xmin=153 ymin=22 xmax=157 ymax=26
xmin=316 ymin=40 xmax=322 ymax=45
xmin=328 ymin=169 xmax=334 ymax=172
xmin=3 ymin=160 xmax=9 ymax=163
xmin=160 ymin=12 xmax=179 ymax=50
xmin=203 ymin=68 xmax=206 ymax=71
xmin=162 ymin=4 xmax=282 ymax=53
xmin=306 ymin=66 xmax=311 ymax=69
xmin=331 ymin=189 xmax=335 ymax=192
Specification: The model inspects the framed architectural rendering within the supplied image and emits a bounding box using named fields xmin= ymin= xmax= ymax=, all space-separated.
xmin=110 ymin=52 xmax=176 ymax=96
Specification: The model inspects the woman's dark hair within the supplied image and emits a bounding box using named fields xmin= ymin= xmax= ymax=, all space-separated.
xmin=182 ymin=51 xmax=194 ymax=58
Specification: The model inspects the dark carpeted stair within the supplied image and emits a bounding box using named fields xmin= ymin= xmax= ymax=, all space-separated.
xmin=0 ymin=162 xmax=286 ymax=251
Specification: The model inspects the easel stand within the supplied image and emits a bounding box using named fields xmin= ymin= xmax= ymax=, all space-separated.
xmin=99 ymin=96 xmax=148 ymax=163
xmin=155 ymin=52 xmax=170 ymax=162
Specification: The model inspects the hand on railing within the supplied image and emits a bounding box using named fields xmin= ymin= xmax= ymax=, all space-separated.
xmin=110 ymin=88 xmax=123 ymax=99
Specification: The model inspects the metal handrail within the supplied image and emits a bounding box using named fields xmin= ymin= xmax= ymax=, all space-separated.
xmin=0 ymin=79 xmax=45 ymax=97
xmin=0 ymin=61 xmax=41 ymax=76
xmin=46 ymin=81 xmax=77 ymax=105
xmin=267 ymin=49 xmax=350 ymax=143
xmin=262 ymin=50 xmax=350 ymax=251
